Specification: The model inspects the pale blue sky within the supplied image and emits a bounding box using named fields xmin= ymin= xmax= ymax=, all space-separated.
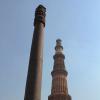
xmin=0 ymin=0 xmax=100 ymax=100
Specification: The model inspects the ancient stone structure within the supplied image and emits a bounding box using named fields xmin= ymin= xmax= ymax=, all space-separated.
xmin=48 ymin=39 xmax=71 ymax=100
xmin=24 ymin=5 xmax=46 ymax=100
xmin=24 ymin=4 xmax=72 ymax=100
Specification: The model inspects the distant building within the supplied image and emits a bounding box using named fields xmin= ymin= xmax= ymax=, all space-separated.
xmin=48 ymin=39 xmax=71 ymax=100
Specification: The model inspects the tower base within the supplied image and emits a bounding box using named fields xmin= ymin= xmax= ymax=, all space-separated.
xmin=48 ymin=94 xmax=71 ymax=100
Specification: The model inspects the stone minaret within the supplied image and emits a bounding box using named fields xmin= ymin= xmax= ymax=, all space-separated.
xmin=24 ymin=5 xmax=46 ymax=100
xmin=48 ymin=39 xmax=71 ymax=100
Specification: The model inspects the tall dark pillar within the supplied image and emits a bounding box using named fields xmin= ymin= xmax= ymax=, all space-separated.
xmin=24 ymin=5 xmax=46 ymax=100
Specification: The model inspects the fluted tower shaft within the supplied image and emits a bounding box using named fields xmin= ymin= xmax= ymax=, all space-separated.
xmin=24 ymin=5 xmax=46 ymax=100
xmin=48 ymin=39 xmax=71 ymax=100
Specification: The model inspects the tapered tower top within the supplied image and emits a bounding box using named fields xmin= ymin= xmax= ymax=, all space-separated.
xmin=55 ymin=39 xmax=63 ymax=54
xmin=54 ymin=39 xmax=65 ymax=60
xmin=56 ymin=39 xmax=62 ymax=44
xmin=34 ymin=5 xmax=46 ymax=26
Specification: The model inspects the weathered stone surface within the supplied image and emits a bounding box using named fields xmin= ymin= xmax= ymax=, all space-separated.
xmin=24 ymin=5 xmax=46 ymax=100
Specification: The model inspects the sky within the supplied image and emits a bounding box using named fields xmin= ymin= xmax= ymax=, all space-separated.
xmin=0 ymin=0 xmax=100 ymax=100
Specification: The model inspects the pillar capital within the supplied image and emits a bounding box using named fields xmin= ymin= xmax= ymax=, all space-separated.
xmin=34 ymin=5 xmax=46 ymax=27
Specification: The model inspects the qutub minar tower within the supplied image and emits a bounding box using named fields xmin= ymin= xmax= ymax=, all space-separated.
xmin=24 ymin=5 xmax=72 ymax=100
xmin=48 ymin=39 xmax=71 ymax=100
